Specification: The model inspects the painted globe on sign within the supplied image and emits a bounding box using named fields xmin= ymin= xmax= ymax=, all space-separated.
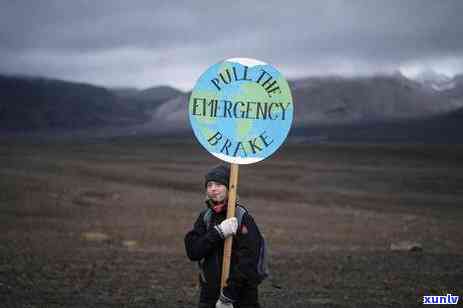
xmin=189 ymin=58 xmax=293 ymax=164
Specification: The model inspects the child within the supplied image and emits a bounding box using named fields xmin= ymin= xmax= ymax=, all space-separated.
xmin=185 ymin=164 xmax=263 ymax=308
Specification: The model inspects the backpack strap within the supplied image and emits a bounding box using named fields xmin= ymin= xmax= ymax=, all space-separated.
xmin=203 ymin=208 xmax=213 ymax=230
xmin=203 ymin=204 xmax=247 ymax=230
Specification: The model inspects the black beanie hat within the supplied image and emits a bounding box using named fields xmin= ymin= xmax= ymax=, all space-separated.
xmin=205 ymin=164 xmax=230 ymax=188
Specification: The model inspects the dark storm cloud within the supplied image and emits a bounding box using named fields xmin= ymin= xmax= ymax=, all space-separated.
xmin=1 ymin=0 xmax=463 ymax=89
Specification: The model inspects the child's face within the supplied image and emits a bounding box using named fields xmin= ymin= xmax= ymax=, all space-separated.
xmin=206 ymin=181 xmax=228 ymax=203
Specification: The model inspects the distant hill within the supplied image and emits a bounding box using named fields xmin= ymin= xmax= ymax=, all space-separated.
xmin=110 ymin=87 xmax=140 ymax=98
xmin=111 ymin=85 xmax=183 ymax=110
xmin=414 ymin=69 xmax=455 ymax=91
xmin=448 ymin=105 xmax=463 ymax=117
xmin=150 ymin=92 xmax=190 ymax=133
xmin=289 ymin=73 xmax=456 ymax=127
xmin=1 ymin=73 xmax=462 ymax=144
xmin=137 ymin=86 xmax=183 ymax=102
xmin=0 ymin=75 xmax=148 ymax=131
xmin=440 ymin=74 xmax=463 ymax=106
xmin=291 ymin=106 xmax=463 ymax=144
xmin=148 ymin=73 xmax=462 ymax=133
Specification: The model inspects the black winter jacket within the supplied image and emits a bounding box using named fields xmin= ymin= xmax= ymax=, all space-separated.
xmin=184 ymin=203 xmax=261 ymax=306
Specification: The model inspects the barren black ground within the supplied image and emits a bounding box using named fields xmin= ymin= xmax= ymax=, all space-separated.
xmin=1 ymin=138 xmax=462 ymax=307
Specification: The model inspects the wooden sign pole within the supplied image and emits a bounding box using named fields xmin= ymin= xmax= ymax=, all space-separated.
xmin=220 ymin=163 xmax=239 ymax=288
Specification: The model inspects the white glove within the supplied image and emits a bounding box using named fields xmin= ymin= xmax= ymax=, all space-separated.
xmin=216 ymin=292 xmax=234 ymax=308
xmin=214 ymin=217 xmax=238 ymax=239
xmin=215 ymin=299 xmax=233 ymax=308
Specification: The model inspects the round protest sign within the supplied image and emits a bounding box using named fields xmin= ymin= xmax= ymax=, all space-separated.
xmin=189 ymin=58 xmax=293 ymax=164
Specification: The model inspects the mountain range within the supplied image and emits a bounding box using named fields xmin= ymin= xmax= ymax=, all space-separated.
xmin=144 ymin=71 xmax=463 ymax=138
xmin=0 ymin=75 xmax=181 ymax=132
xmin=1 ymin=71 xmax=462 ymax=143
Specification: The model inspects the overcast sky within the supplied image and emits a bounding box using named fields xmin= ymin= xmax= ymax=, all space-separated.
xmin=1 ymin=0 xmax=462 ymax=90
